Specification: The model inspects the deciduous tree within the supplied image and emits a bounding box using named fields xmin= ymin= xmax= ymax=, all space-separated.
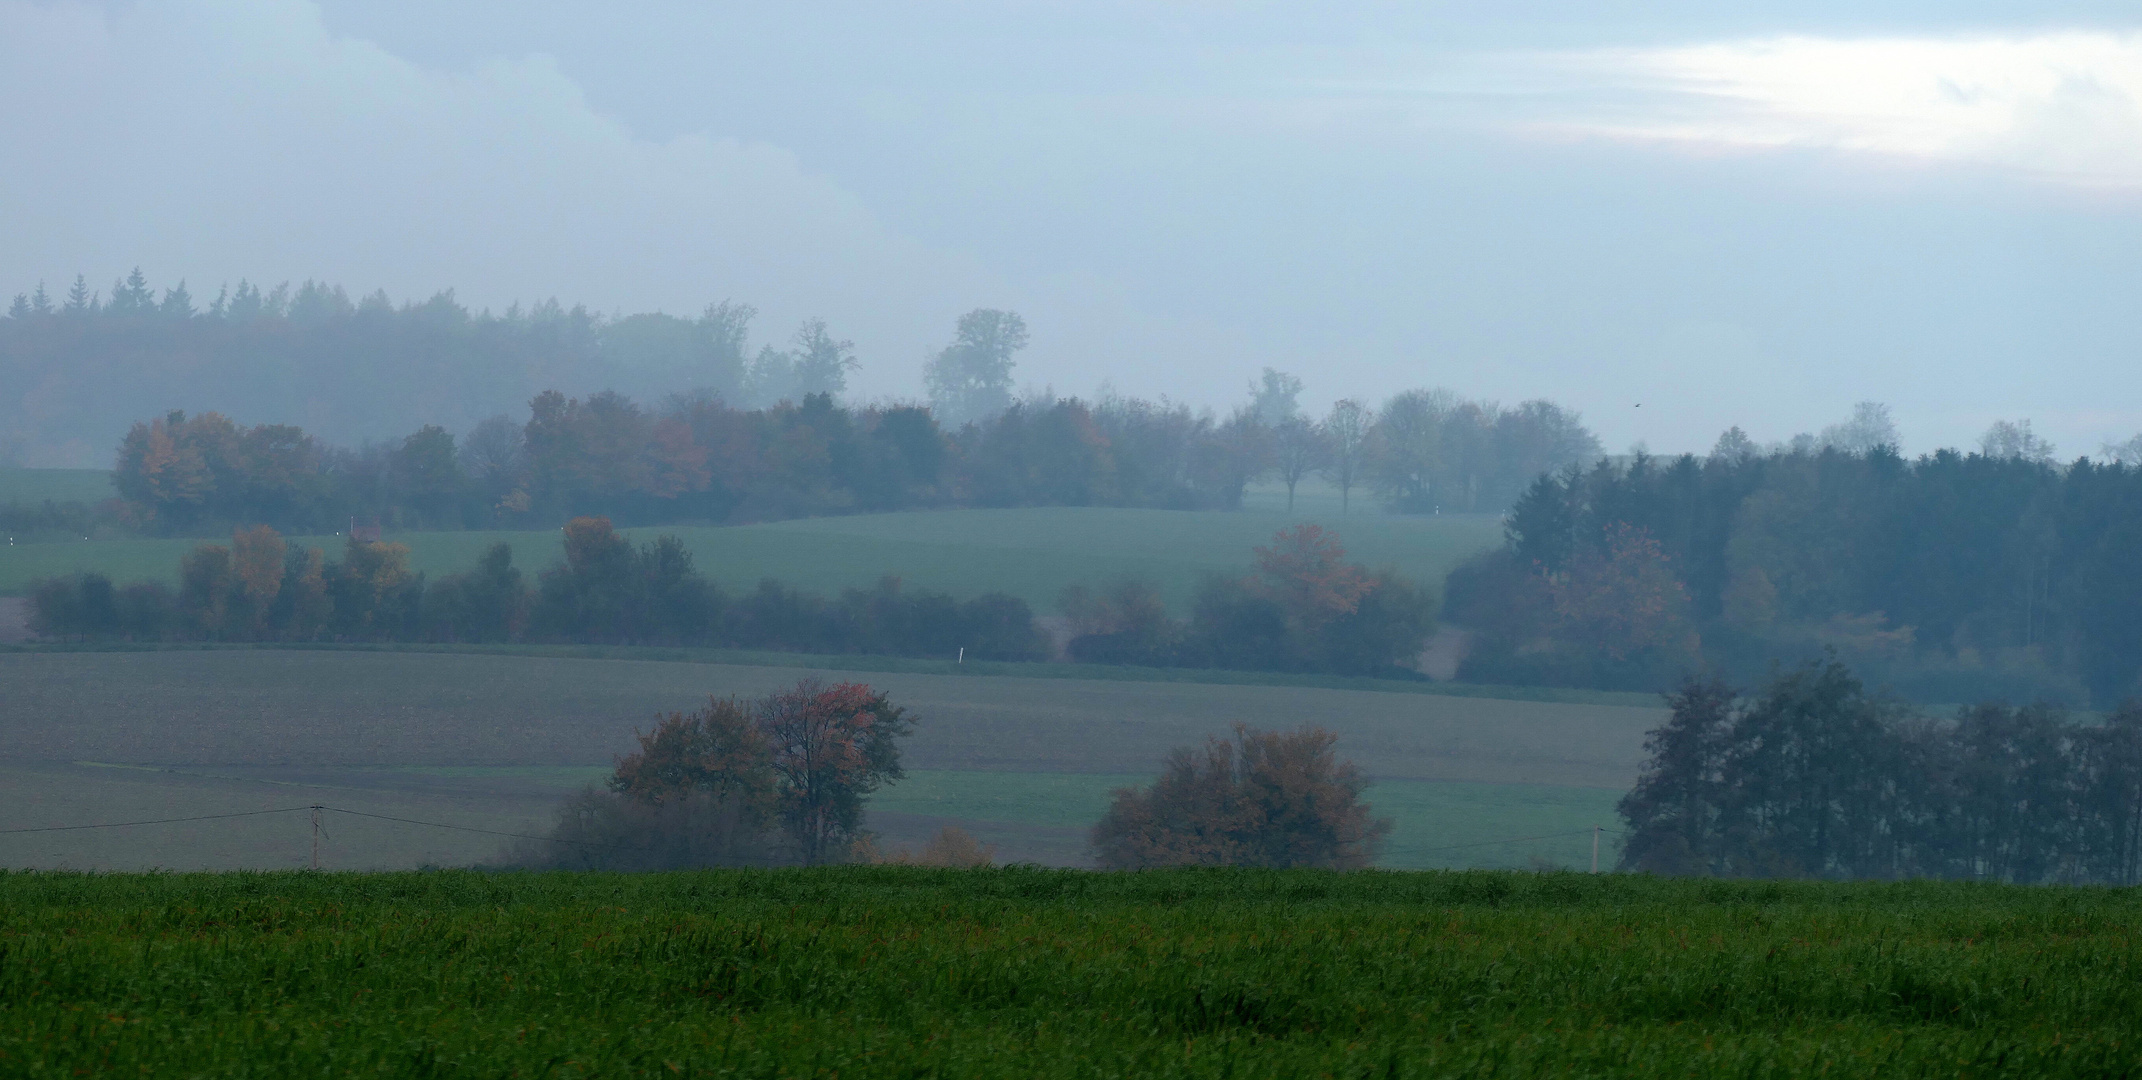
xmin=1092 ymin=724 xmax=1389 ymax=869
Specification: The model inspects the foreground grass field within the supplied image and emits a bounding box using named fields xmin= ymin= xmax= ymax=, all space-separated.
xmin=4 ymin=868 xmax=2139 ymax=1078
xmin=0 ymin=496 xmax=1503 ymax=610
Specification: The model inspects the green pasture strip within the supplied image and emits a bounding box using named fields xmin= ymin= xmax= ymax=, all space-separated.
xmin=0 ymin=639 xmax=1659 ymax=706
xmin=0 ymin=467 xmax=113 ymax=505
xmin=0 ymin=505 xmax=1503 ymax=609
xmin=3 ymin=869 xmax=2139 ymax=1078
xmin=0 ymin=536 xmax=201 ymax=593
xmin=1372 ymin=780 xmax=1624 ymax=870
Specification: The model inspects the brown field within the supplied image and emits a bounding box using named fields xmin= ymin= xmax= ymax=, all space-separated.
xmin=0 ymin=650 xmax=1660 ymax=869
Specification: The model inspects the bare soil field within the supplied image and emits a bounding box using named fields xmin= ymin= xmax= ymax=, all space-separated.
xmin=0 ymin=650 xmax=1660 ymax=869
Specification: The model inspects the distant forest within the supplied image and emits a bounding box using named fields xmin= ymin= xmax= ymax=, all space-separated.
xmin=1 ymin=270 xmax=854 ymax=466
xmin=0 ymin=270 xmax=1599 ymax=503
xmin=1448 ymin=443 xmax=2142 ymax=706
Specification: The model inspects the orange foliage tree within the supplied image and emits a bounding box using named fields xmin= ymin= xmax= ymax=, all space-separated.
xmin=1549 ymin=523 xmax=1697 ymax=662
xmin=757 ymin=679 xmax=913 ymax=864
xmin=230 ymin=525 xmax=285 ymax=630
xmin=1250 ymin=524 xmax=1372 ymax=630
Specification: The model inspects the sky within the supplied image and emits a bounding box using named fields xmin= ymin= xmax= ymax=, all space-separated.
xmin=2 ymin=0 xmax=2138 ymax=456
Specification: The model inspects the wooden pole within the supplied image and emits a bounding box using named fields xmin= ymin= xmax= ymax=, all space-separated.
xmin=310 ymin=805 xmax=322 ymax=871
xmin=1591 ymin=825 xmax=1601 ymax=874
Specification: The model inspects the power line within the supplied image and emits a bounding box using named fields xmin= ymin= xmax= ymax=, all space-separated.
xmin=0 ymin=803 xmax=641 ymax=852
xmin=0 ymin=806 xmax=313 ymax=835
xmin=1406 ymin=828 xmax=1623 ymax=856
xmin=318 ymin=806 xmax=639 ymax=850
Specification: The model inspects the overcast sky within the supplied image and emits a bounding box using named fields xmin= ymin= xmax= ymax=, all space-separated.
xmin=3 ymin=0 xmax=2138 ymax=456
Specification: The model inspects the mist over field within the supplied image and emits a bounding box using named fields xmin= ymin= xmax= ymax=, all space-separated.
xmin=4 ymin=0 xmax=2140 ymax=466
xmin=11 ymin=0 xmax=2142 ymax=1014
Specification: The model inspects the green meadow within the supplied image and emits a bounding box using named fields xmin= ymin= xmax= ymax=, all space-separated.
xmin=0 ymin=466 xmax=112 ymax=505
xmin=0 ymin=498 xmax=1504 ymax=609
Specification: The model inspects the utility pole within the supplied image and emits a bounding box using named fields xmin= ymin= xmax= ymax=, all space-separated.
xmin=1591 ymin=825 xmax=1601 ymax=874
xmin=310 ymin=805 xmax=322 ymax=871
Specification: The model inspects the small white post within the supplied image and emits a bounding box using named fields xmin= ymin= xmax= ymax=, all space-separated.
xmin=1591 ymin=825 xmax=1601 ymax=874
xmin=957 ymin=647 xmax=964 ymax=665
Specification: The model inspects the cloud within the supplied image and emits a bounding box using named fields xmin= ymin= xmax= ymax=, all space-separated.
xmin=0 ymin=0 xmax=995 ymax=396
xmin=1452 ymin=32 xmax=2142 ymax=190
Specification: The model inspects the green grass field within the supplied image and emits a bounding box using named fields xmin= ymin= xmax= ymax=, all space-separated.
xmin=0 ymin=492 xmax=1503 ymax=607
xmin=0 ymin=467 xmax=112 ymax=505
xmin=4 ymin=868 xmax=2138 ymax=1078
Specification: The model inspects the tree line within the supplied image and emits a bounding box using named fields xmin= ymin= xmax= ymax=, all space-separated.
xmin=4 ymin=270 xmax=1601 ymax=527
xmin=1 ymin=270 xmax=870 ymax=464
xmin=28 ymin=522 xmax=1435 ymax=678
xmin=1620 ymin=661 xmax=2142 ymax=884
xmin=1446 ymin=435 xmax=2142 ymax=705
xmin=83 ymin=379 xmax=1596 ymax=537
xmin=28 ymin=518 xmax=1047 ymax=661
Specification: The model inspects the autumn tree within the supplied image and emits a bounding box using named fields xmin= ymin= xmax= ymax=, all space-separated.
xmin=389 ymin=425 xmax=464 ymax=526
xmin=755 ymin=679 xmax=913 ymax=864
xmin=178 ymin=541 xmax=235 ymax=636
xmin=576 ymin=696 xmax=784 ymax=867
xmin=422 ymin=541 xmax=527 ymax=642
xmin=326 ymin=536 xmax=420 ymax=639
xmin=787 ymin=318 xmax=859 ymax=400
xmin=1319 ymin=399 xmax=1373 ymax=513
xmin=924 ymin=308 xmax=1027 ymax=427
xmin=1269 ymin=416 xmax=1330 ymax=513
xmin=1616 ymin=676 xmax=1735 ymax=875
xmin=229 ymin=525 xmax=286 ymax=631
xmin=1549 ymin=523 xmax=1697 ymax=664
xmin=1060 ymin=578 xmax=1177 ymax=665
xmin=1092 ymin=724 xmax=1390 ymax=869
xmin=1250 ymin=524 xmax=1372 ymax=632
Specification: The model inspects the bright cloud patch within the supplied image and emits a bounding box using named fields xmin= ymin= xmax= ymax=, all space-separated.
xmin=1507 ymin=33 xmax=2142 ymax=189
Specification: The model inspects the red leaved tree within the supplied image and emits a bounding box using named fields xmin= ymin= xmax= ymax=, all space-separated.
xmin=754 ymin=679 xmax=914 ymax=864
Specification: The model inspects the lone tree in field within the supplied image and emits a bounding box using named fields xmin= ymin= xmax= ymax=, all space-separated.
xmin=1092 ymin=724 xmax=1390 ymax=869
xmin=535 ymin=678 xmax=912 ymax=868
xmin=756 ymin=678 xmax=913 ymax=864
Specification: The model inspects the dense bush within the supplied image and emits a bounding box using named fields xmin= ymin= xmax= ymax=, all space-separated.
xmin=1619 ymin=659 xmax=2142 ymax=884
xmin=1092 ymin=723 xmax=1391 ymax=869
